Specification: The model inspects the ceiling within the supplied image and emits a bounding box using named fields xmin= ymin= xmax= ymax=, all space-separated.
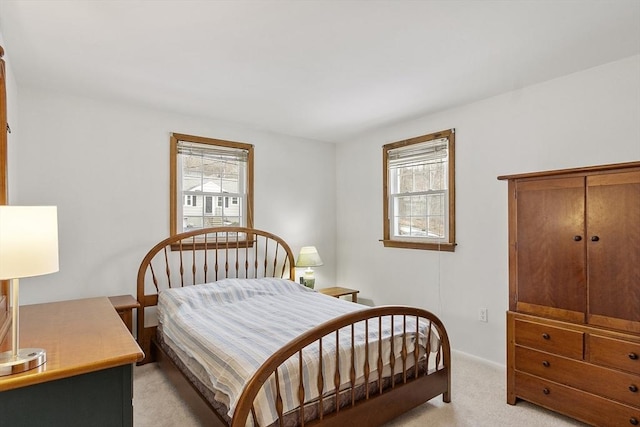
xmin=1 ymin=1 xmax=639 ymax=143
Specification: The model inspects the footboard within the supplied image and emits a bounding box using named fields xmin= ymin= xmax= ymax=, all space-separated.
xmin=232 ymin=306 xmax=451 ymax=427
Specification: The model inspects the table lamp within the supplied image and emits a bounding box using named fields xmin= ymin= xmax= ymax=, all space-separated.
xmin=295 ymin=246 xmax=323 ymax=289
xmin=0 ymin=206 xmax=59 ymax=376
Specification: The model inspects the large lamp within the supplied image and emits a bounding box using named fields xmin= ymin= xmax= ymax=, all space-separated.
xmin=295 ymin=246 xmax=323 ymax=289
xmin=0 ymin=206 xmax=59 ymax=376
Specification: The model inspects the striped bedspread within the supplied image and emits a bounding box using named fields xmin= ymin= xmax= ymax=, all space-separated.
xmin=158 ymin=278 xmax=432 ymax=426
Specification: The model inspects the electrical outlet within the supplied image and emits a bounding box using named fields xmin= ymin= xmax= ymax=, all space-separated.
xmin=478 ymin=308 xmax=488 ymax=322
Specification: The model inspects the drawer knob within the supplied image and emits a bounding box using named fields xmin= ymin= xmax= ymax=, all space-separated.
xmin=573 ymin=235 xmax=582 ymax=241
xmin=630 ymin=417 xmax=638 ymax=426
xmin=591 ymin=235 xmax=600 ymax=242
xmin=630 ymin=353 xmax=639 ymax=360
xmin=542 ymin=333 xmax=550 ymax=340
xmin=630 ymin=385 xmax=638 ymax=393
xmin=542 ymin=388 xmax=550 ymax=395
xmin=542 ymin=360 xmax=550 ymax=367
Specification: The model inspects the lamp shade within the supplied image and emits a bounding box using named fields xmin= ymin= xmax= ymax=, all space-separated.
xmin=0 ymin=206 xmax=59 ymax=280
xmin=295 ymin=246 xmax=323 ymax=268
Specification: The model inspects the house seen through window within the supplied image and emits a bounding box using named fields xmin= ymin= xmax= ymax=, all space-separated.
xmin=382 ymin=129 xmax=456 ymax=251
xmin=170 ymin=133 xmax=254 ymax=235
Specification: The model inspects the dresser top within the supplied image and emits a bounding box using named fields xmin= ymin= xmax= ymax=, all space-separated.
xmin=0 ymin=297 xmax=144 ymax=391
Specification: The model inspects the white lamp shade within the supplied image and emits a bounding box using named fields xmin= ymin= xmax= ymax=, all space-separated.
xmin=295 ymin=246 xmax=323 ymax=268
xmin=0 ymin=206 xmax=59 ymax=280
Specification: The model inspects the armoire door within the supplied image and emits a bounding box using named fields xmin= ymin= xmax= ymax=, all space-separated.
xmin=587 ymin=170 xmax=640 ymax=333
xmin=515 ymin=176 xmax=586 ymax=322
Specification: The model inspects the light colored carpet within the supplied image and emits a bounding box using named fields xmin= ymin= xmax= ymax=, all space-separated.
xmin=133 ymin=351 xmax=588 ymax=427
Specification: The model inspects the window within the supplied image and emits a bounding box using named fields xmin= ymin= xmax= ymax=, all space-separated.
xmin=382 ymin=129 xmax=455 ymax=251
xmin=170 ymin=133 xmax=253 ymax=235
xmin=216 ymin=196 xmax=230 ymax=208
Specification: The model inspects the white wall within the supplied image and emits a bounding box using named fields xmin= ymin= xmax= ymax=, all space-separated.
xmin=14 ymin=89 xmax=337 ymax=304
xmin=336 ymin=55 xmax=640 ymax=365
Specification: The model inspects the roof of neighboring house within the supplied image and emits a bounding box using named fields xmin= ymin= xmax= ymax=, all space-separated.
xmin=185 ymin=179 xmax=238 ymax=194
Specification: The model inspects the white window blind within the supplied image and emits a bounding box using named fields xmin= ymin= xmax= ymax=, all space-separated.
xmin=177 ymin=141 xmax=249 ymax=163
xmin=387 ymin=138 xmax=448 ymax=169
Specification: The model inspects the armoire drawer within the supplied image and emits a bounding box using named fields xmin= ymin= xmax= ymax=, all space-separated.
xmin=516 ymin=346 xmax=640 ymax=408
xmin=514 ymin=319 xmax=584 ymax=359
xmin=515 ymin=371 xmax=640 ymax=427
xmin=589 ymin=334 xmax=640 ymax=375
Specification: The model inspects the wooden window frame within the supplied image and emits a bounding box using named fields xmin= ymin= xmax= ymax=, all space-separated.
xmin=170 ymin=133 xmax=254 ymax=245
xmin=382 ymin=129 xmax=456 ymax=252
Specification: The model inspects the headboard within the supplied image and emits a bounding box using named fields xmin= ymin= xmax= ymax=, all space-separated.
xmin=136 ymin=226 xmax=296 ymax=362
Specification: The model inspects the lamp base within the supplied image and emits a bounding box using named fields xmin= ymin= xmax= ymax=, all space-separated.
xmin=0 ymin=348 xmax=46 ymax=376
xmin=303 ymin=268 xmax=316 ymax=289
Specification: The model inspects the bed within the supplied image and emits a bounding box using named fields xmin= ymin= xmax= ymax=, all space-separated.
xmin=137 ymin=227 xmax=451 ymax=427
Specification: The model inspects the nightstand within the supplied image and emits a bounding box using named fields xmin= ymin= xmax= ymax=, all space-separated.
xmin=108 ymin=294 xmax=140 ymax=334
xmin=318 ymin=286 xmax=359 ymax=303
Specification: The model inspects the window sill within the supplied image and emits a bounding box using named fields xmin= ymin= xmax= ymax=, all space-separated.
xmin=380 ymin=239 xmax=456 ymax=252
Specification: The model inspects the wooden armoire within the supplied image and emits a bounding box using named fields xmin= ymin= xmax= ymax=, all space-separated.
xmin=499 ymin=162 xmax=640 ymax=426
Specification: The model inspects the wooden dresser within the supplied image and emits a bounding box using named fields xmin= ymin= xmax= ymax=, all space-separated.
xmin=0 ymin=297 xmax=144 ymax=426
xmin=499 ymin=162 xmax=640 ymax=426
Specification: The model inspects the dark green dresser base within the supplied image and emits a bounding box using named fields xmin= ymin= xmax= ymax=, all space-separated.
xmin=1 ymin=364 xmax=133 ymax=427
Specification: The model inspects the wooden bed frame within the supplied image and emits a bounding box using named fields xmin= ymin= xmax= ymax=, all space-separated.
xmin=137 ymin=227 xmax=451 ymax=427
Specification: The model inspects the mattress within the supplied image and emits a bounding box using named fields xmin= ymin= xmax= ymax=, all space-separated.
xmin=158 ymin=278 xmax=437 ymax=426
